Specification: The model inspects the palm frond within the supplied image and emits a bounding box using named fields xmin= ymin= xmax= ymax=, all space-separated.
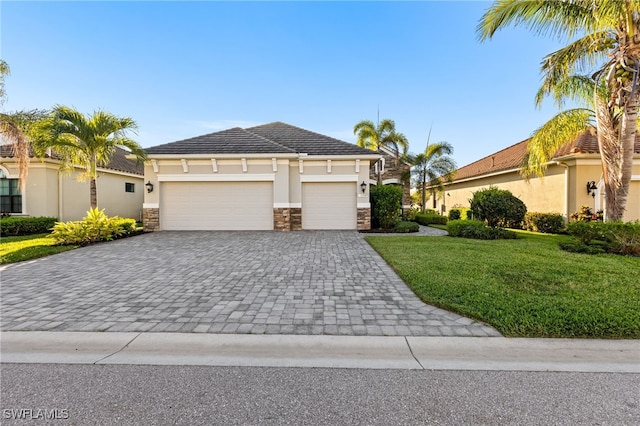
xmin=522 ymin=108 xmax=594 ymax=177
xmin=536 ymin=74 xmax=596 ymax=108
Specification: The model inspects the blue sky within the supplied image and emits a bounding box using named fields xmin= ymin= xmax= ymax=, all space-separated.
xmin=1 ymin=1 xmax=571 ymax=168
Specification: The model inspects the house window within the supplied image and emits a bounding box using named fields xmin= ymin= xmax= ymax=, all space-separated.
xmin=125 ymin=182 xmax=135 ymax=193
xmin=0 ymin=172 xmax=22 ymax=214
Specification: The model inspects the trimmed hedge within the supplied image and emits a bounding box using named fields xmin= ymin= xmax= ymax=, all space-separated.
xmin=370 ymin=185 xmax=403 ymax=229
xmin=470 ymin=187 xmax=526 ymax=228
xmin=565 ymin=220 xmax=640 ymax=256
xmin=414 ymin=212 xmax=447 ymax=225
xmin=523 ymin=212 xmax=565 ymax=234
xmin=394 ymin=221 xmax=420 ymax=233
xmin=0 ymin=216 xmax=58 ymax=237
xmin=447 ymin=219 xmax=517 ymax=240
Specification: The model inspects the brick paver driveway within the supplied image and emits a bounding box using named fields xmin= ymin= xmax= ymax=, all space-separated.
xmin=0 ymin=231 xmax=499 ymax=336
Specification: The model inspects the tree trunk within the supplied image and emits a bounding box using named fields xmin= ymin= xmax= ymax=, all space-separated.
xmin=421 ymin=173 xmax=426 ymax=213
xmin=612 ymin=90 xmax=639 ymax=221
xmin=90 ymin=178 xmax=98 ymax=209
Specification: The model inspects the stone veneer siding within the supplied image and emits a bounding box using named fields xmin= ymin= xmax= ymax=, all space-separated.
xmin=273 ymin=208 xmax=291 ymax=231
xmin=290 ymin=208 xmax=302 ymax=231
xmin=357 ymin=208 xmax=371 ymax=230
xmin=143 ymin=208 xmax=160 ymax=232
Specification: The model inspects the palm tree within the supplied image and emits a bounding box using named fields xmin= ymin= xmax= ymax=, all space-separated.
xmin=33 ymin=106 xmax=146 ymax=208
xmin=410 ymin=142 xmax=456 ymax=213
xmin=353 ymin=118 xmax=409 ymax=184
xmin=0 ymin=60 xmax=46 ymax=190
xmin=478 ymin=0 xmax=640 ymax=221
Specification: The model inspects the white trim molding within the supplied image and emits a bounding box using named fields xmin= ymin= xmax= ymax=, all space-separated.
xmin=211 ymin=159 xmax=218 ymax=173
xmin=357 ymin=202 xmax=371 ymax=209
xmin=382 ymin=178 xmax=400 ymax=185
xmin=151 ymin=160 xmax=159 ymax=173
xmin=158 ymin=174 xmax=275 ymax=182
xmin=143 ymin=203 xmax=160 ymax=209
xmin=299 ymin=175 xmax=359 ymax=183
xmin=181 ymin=159 xmax=189 ymax=173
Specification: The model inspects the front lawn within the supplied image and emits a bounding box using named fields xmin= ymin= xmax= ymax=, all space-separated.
xmin=366 ymin=231 xmax=640 ymax=338
xmin=0 ymin=234 xmax=77 ymax=264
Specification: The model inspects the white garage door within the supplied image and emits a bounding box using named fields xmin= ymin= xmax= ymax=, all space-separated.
xmin=161 ymin=181 xmax=273 ymax=230
xmin=302 ymin=182 xmax=357 ymax=230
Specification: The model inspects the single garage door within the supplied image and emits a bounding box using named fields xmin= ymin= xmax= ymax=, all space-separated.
xmin=161 ymin=181 xmax=273 ymax=230
xmin=302 ymin=182 xmax=357 ymax=230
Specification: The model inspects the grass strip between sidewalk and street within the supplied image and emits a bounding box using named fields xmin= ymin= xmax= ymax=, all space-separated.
xmin=0 ymin=234 xmax=77 ymax=264
xmin=366 ymin=231 xmax=640 ymax=339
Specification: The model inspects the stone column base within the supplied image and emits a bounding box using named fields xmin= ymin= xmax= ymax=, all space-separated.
xmin=357 ymin=208 xmax=371 ymax=230
xmin=291 ymin=208 xmax=302 ymax=231
xmin=143 ymin=208 xmax=160 ymax=232
xmin=273 ymin=208 xmax=291 ymax=231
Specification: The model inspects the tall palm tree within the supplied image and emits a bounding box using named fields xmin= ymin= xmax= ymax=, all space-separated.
xmin=353 ymin=118 xmax=409 ymax=184
xmin=33 ymin=106 xmax=146 ymax=208
xmin=410 ymin=142 xmax=456 ymax=213
xmin=478 ymin=0 xmax=640 ymax=221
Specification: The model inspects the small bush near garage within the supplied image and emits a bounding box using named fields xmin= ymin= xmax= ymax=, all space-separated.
xmin=523 ymin=212 xmax=565 ymax=234
xmin=414 ymin=212 xmax=447 ymax=225
xmin=393 ymin=221 xmax=420 ymax=233
xmin=570 ymin=205 xmax=604 ymax=222
xmin=470 ymin=187 xmax=527 ymax=228
xmin=447 ymin=220 xmax=517 ymax=240
xmin=370 ymin=185 xmax=403 ymax=229
xmin=51 ymin=208 xmax=141 ymax=246
xmin=0 ymin=216 xmax=58 ymax=237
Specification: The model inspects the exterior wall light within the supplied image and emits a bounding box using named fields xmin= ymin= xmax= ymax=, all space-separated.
xmin=360 ymin=181 xmax=366 ymax=194
xmin=146 ymin=181 xmax=154 ymax=193
xmin=586 ymin=181 xmax=597 ymax=197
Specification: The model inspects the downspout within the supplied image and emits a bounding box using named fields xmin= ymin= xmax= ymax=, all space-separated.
xmin=555 ymin=162 xmax=569 ymax=221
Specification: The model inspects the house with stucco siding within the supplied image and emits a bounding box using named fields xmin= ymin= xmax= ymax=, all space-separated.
xmin=142 ymin=122 xmax=380 ymax=231
xmin=433 ymin=129 xmax=640 ymax=222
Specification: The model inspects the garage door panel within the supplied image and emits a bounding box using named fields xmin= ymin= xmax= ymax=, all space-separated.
xmin=302 ymin=182 xmax=357 ymax=230
xmin=161 ymin=182 xmax=273 ymax=230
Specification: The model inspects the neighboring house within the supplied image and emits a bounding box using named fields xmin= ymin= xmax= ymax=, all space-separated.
xmin=142 ymin=122 xmax=380 ymax=231
xmin=435 ymin=129 xmax=640 ymax=222
xmin=368 ymin=145 xmax=412 ymax=211
xmin=0 ymin=146 xmax=144 ymax=221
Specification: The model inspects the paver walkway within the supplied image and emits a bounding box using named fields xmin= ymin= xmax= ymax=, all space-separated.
xmin=0 ymin=231 xmax=499 ymax=336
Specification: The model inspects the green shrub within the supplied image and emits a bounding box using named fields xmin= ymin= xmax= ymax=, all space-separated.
xmin=394 ymin=221 xmax=420 ymax=233
xmin=570 ymin=205 xmax=604 ymax=222
xmin=604 ymin=221 xmax=640 ymax=256
xmin=559 ymin=242 xmax=607 ymax=255
xmin=448 ymin=207 xmax=471 ymax=221
xmin=567 ymin=221 xmax=607 ymax=245
xmin=523 ymin=212 xmax=565 ymax=234
xmin=447 ymin=219 xmax=517 ymax=240
xmin=370 ymin=185 xmax=403 ymax=229
xmin=469 ymin=187 xmax=527 ymax=228
xmin=0 ymin=216 xmax=58 ymax=237
xmin=50 ymin=208 xmax=139 ymax=246
xmin=404 ymin=207 xmax=419 ymax=222
xmin=414 ymin=212 xmax=448 ymax=225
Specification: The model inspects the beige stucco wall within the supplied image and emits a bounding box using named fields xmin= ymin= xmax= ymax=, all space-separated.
xmin=443 ymin=156 xmax=640 ymax=222
xmin=144 ymin=157 xmax=373 ymax=213
xmin=0 ymin=159 xmax=143 ymax=221
xmin=443 ymin=164 xmax=567 ymax=217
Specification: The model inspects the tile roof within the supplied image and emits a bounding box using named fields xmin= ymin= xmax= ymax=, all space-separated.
xmin=247 ymin=122 xmax=374 ymax=156
xmin=0 ymin=145 xmax=143 ymax=175
xmin=452 ymin=128 xmax=640 ymax=182
xmin=145 ymin=122 xmax=376 ymax=156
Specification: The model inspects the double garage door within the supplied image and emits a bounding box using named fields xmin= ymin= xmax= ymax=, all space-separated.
xmin=160 ymin=181 xmax=357 ymax=230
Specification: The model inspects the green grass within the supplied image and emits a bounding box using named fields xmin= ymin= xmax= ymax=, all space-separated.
xmin=366 ymin=231 xmax=640 ymax=338
xmin=0 ymin=233 xmax=77 ymax=264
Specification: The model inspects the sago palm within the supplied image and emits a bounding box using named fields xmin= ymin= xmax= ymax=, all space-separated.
xmin=410 ymin=142 xmax=456 ymax=213
xmin=353 ymin=118 xmax=409 ymax=184
xmin=33 ymin=106 xmax=146 ymax=208
xmin=478 ymin=0 xmax=640 ymax=221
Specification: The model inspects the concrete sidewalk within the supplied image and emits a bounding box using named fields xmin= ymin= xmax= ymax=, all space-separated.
xmin=1 ymin=332 xmax=638 ymax=372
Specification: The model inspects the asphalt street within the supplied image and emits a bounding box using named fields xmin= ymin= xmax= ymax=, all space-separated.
xmin=1 ymin=364 xmax=638 ymax=425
